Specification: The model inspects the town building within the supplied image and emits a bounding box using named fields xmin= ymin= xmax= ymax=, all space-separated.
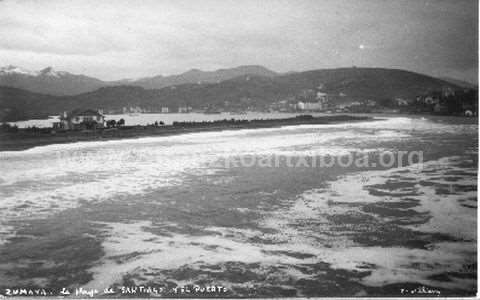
xmin=161 ymin=107 xmax=169 ymax=113
xmin=178 ymin=106 xmax=192 ymax=113
xmin=297 ymin=101 xmax=324 ymax=111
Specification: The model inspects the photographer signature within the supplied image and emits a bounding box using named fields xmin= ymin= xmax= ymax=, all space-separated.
xmin=400 ymin=286 xmax=441 ymax=295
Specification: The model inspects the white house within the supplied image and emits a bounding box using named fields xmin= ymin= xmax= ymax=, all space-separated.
xmin=55 ymin=109 xmax=105 ymax=130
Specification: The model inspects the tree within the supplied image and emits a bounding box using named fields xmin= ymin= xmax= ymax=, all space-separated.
xmin=0 ymin=123 xmax=11 ymax=131
xmin=81 ymin=120 xmax=98 ymax=130
xmin=106 ymin=119 xmax=117 ymax=128
xmin=117 ymin=118 xmax=125 ymax=126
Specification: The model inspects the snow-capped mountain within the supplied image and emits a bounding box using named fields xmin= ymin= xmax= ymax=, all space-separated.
xmin=0 ymin=65 xmax=107 ymax=95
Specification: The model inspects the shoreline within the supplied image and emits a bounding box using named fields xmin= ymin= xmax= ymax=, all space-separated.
xmin=0 ymin=115 xmax=372 ymax=152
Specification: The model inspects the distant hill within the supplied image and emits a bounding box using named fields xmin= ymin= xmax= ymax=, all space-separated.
xmin=0 ymin=65 xmax=278 ymax=96
xmin=0 ymin=67 xmax=467 ymax=122
xmin=440 ymin=77 xmax=477 ymax=89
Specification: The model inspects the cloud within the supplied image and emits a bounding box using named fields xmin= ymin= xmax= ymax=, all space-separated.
xmin=0 ymin=0 xmax=476 ymax=82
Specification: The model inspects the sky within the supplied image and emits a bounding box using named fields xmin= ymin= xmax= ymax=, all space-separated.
xmin=0 ymin=0 xmax=477 ymax=83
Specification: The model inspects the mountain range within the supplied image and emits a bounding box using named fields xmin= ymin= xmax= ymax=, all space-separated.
xmin=4 ymin=64 xmax=474 ymax=98
xmin=0 ymin=65 xmax=277 ymax=96
xmin=1 ymin=66 xmax=472 ymax=122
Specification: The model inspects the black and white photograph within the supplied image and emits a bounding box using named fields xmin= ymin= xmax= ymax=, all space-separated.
xmin=0 ymin=0 xmax=478 ymax=298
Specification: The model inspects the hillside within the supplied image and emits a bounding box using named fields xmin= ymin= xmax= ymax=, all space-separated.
xmin=440 ymin=77 xmax=477 ymax=89
xmin=275 ymin=68 xmax=458 ymax=99
xmin=0 ymin=86 xmax=65 ymax=121
xmin=0 ymin=67 xmax=469 ymax=122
